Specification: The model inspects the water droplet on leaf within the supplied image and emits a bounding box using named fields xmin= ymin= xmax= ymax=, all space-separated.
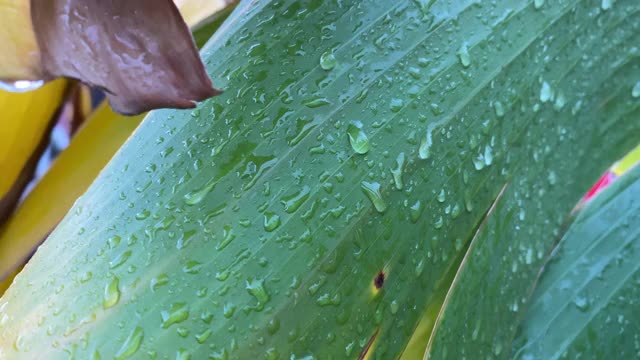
xmin=161 ymin=303 xmax=190 ymax=328
xmin=184 ymin=178 xmax=216 ymax=206
xmin=540 ymin=81 xmax=553 ymax=103
xmin=320 ymin=51 xmax=336 ymax=71
xmin=104 ymin=277 xmax=120 ymax=309
xmin=246 ymin=278 xmax=270 ymax=311
xmin=457 ymin=43 xmax=471 ymax=67
xmin=390 ymin=98 xmax=404 ymax=112
xmin=419 ymin=130 xmax=433 ymax=160
xmin=114 ymin=327 xmax=144 ymax=360
xmin=632 ymin=81 xmax=640 ymax=98
xmin=347 ymin=121 xmax=370 ymax=154
xmin=263 ymin=213 xmax=281 ymax=232
xmin=302 ymin=97 xmax=331 ymax=108
xmin=361 ymin=181 xmax=387 ymax=213
xmin=390 ymin=152 xmax=406 ymax=190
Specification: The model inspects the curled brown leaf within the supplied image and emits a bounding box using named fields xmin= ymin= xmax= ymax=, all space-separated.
xmin=28 ymin=0 xmax=220 ymax=115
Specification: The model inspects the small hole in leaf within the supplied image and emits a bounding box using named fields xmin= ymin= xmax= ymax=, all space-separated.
xmin=374 ymin=270 xmax=385 ymax=289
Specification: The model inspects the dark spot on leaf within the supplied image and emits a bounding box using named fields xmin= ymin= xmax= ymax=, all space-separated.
xmin=374 ymin=270 xmax=385 ymax=289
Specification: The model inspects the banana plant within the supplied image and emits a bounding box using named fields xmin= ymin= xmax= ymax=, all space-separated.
xmin=0 ymin=0 xmax=640 ymax=359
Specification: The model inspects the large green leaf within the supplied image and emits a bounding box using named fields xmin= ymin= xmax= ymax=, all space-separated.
xmin=511 ymin=164 xmax=640 ymax=359
xmin=1 ymin=0 xmax=639 ymax=359
xmin=425 ymin=1 xmax=640 ymax=358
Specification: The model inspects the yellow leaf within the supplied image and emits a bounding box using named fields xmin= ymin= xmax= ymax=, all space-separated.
xmin=0 ymin=265 xmax=21 ymax=297
xmin=0 ymin=0 xmax=40 ymax=80
xmin=0 ymin=79 xmax=68 ymax=220
xmin=174 ymin=0 xmax=235 ymax=29
xmin=0 ymin=103 xmax=144 ymax=280
xmin=612 ymin=144 xmax=640 ymax=176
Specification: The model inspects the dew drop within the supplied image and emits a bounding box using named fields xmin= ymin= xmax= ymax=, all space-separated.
xmin=415 ymin=259 xmax=425 ymax=277
xmin=534 ymin=0 xmax=544 ymax=9
xmin=184 ymin=178 xmax=216 ymax=206
xmin=103 ymin=277 xmax=121 ymax=309
xmin=183 ymin=260 xmax=203 ymax=274
xmin=493 ymin=340 xmax=503 ymax=356
xmin=430 ymin=103 xmax=443 ymax=115
xmin=195 ymin=329 xmax=212 ymax=344
xmin=347 ymin=121 xmax=370 ymax=154
xmin=457 ymin=43 xmax=471 ymax=68
xmin=246 ymin=278 xmax=270 ymax=311
xmin=135 ymin=209 xmax=151 ymax=220
xmin=574 ymin=296 xmax=589 ymax=311
xmin=493 ymin=101 xmax=505 ymax=118
xmin=223 ymin=303 xmax=236 ymax=318
xmin=107 ymin=235 xmax=122 ymax=249
xmin=316 ymin=293 xmax=341 ymax=306
xmin=540 ymin=81 xmax=553 ymax=103
xmin=151 ymin=273 xmax=169 ymax=291
xmin=434 ymin=216 xmax=444 ymax=229
xmin=548 ymin=171 xmax=557 ymax=186
xmin=217 ymin=226 xmax=236 ymax=251
xmin=80 ymin=271 xmax=93 ymax=283
xmin=109 ymin=250 xmax=132 ymax=269
xmin=209 ymin=349 xmax=228 ymax=360
xmin=632 ymin=81 xmax=640 ymax=98
xmin=267 ymin=318 xmax=281 ymax=335
xmin=281 ymin=186 xmax=311 ymax=213
xmin=451 ymin=203 xmax=461 ymax=219
xmin=390 ymin=300 xmax=399 ymax=314
xmin=390 ymin=152 xmax=406 ymax=190
xmin=464 ymin=192 xmax=474 ymax=212
xmin=161 ymin=303 xmax=190 ymax=328
xmin=473 ymin=154 xmax=485 ymax=170
xmin=176 ymin=349 xmax=191 ymax=360
xmin=525 ymin=248 xmax=534 ymax=265
xmin=484 ymin=145 xmax=493 ymax=166
xmin=410 ymin=200 xmax=423 ymax=222
xmin=345 ymin=342 xmax=355 ymax=357
xmin=263 ymin=213 xmax=281 ymax=232
xmin=418 ymin=130 xmax=433 ymax=160
xmin=216 ymin=269 xmax=231 ymax=281
xmin=302 ymin=97 xmax=331 ymax=108
xmin=114 ymin=326 xmax=144 ymax=360
xmin=265 ymin=348 xmax=279 ymax=360
xmin=553 ymin=92 xmax=566 ymax=110
xmin=361 ymin=181 xmax=387 ymax=213
xmin=389 ymin=98 xmax=404 ymax=113
xmin=319 ymin=51 xmax=336 ymax=71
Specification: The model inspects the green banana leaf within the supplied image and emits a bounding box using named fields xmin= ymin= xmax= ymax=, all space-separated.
xmin=1 ymin=0 xmax=639 ymax=359
xmin=424 ymin=1 xmax=640 ymax=356
xmin=512 ymin=164 xmax=640 ymax=359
